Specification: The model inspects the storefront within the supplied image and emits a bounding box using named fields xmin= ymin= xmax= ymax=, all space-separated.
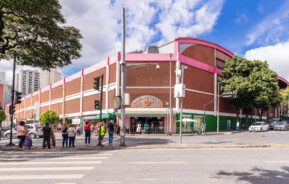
xmin=125 ymin=95 xmax=170 ymax=134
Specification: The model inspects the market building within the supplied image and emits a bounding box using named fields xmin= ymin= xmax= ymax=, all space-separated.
xmin=6 ymin=37 xmax=289 ymax=133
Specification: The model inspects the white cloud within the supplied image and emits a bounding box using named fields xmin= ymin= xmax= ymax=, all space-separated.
xmin=246 ymin=1 xmax=289 ymax=45
xmin=59 ymin=0 xmax=224 ymax=74
xmin=244 ymin=41 xmax=289 ymax=81
xmin=1 ymin=1 xmax=224 ymax=77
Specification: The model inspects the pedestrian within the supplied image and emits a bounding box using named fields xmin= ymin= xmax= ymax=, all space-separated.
xmin=76 ymin=126 xmax=81 ymax=136
xmin=68 ymin=125 xmax=76 ymax=148
xmin=0 ymin=124 xmax=2 ymax=141
xmin=97 ymin=122 xmax=106 ymax=147
xmin=16 ymin=121 xmax=29 ymax=149
xmin=144 ymin=122 xmax=149 ymax=134
xmin=236 ymin=121 xmax=241 ymax=132
xmin=62 ymin=123 xmax=68 ymax=148
xmin=136 ymin=123 xmax=141 ymax=134
xmin=51 ymin=129 xmax=56 ymax=148
xmin=84 ymin=121 xmax=91 ymax=145
xmin=108 ymin=120 xmax=114 ymax=146
xmin=42 ymin=122 xmax=52 ymax=149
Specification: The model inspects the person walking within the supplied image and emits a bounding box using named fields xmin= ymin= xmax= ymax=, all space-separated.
xmin=51 ymin=129 xmax=56 ymax=148
xmin=136 ymin=123 xmax=141 ymax=134
xmin=68 ymin=125 xmax=77 ymax=148
xmin=62 ymin=123 xmax=68 ymax=148
xmin=108 ymin=120 xmax=114 ymax=146
xmin=42 ymin=123 xmax=52 ymax=149
xmin=16 ymin=121 xmax=29 ymax=148
xmin=84 ymin=122 xmax=91 ymax=145
xmin=97 ymin=122 xmax=106 ymax=147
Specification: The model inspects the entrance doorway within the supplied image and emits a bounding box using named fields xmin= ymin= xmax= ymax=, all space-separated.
xmin=130 ymin=117 xmax=165 ymax=134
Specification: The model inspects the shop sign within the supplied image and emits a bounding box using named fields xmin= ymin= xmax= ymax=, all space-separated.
xmin=131 ymin=95 xmax=164 ymax=108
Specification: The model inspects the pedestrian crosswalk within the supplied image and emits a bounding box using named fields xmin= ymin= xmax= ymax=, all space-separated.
xmin=0 ymin=150 xmax=117 ymax=183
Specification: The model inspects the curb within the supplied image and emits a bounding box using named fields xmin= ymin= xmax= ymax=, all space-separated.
xmin=123 ymin=144 xmax=271 ymax=149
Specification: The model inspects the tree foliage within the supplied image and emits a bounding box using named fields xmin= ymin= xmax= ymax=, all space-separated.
xmin=281 ymin=87 xmax=289 ymax=116
xmin=0 ymin=109 xmax=5 ymax=123
xmin=0 ymin=0 xmax=82 ymax=70
xmin=221 ymin=56 xmax=282 ymax=119
xmin=40 ymin=110 xmax=59 ymax=126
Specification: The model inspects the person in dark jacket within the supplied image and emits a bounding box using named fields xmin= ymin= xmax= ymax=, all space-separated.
xmin=108 ymin=120 xmax=115 ymax=146
xmin=62 ymin=123 xmax=68 ymax=148
xmin=42 ymin=123 xmax=52 ymax=149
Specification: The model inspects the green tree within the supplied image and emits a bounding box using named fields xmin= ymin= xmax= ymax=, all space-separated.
xmin=221 ymin=56 xmax=256 ymax=121
xmin=249 ymin=60 xmax=282 ymax=119
xmin=281 ymin=87 xmax=289 ymax=117
xmin=0 ymin=109 xmax=5 ymax=124
xmin=0 ymin=0 xmax=82 ymax=70
xmin=40 ymin=110 xmax=59 ymax=126
xmin=221 ymin=56 xmax=282 ymax=121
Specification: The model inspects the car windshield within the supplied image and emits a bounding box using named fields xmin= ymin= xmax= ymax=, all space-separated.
xmin=277 ymin=122 xmax=286 ymax=125
xmin=252 ymin=123 xmax=262 ymax=126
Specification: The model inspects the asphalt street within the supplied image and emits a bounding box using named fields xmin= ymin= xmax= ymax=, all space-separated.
xmin=0 ymin=131 xmax=288 ymax=183
xmin=0 ymin=147 xmax=289 ymax=184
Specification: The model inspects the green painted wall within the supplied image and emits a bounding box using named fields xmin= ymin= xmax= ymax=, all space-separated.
xmin=176 ymin=112 xmax=259 ymax=133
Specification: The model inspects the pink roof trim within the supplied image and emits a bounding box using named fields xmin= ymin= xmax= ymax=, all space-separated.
xmin=277 ymin=76 xmax=289 ymax=85
xmin=83 ymin=60 xmax=107 ymax=75
xmin=179 ymin=54 xmax=221 ymax=74
xmin=51 ymin=80 xmax=64 ymax=89
xmin=126 ymin=53 xmax=177 ymax=62
xmin=41 ymin=85 xmax=50 ymax=92
xmin=65 ymin=71 xmax=82 ymax=83
xmin=32 ymin=90 xmax=40 ymax=96
xmin=175 ymin=37 xmax=235 ymax=58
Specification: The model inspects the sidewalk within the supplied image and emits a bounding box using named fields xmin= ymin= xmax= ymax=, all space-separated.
xmin=0 ymin=132 xmax=272 ymax=152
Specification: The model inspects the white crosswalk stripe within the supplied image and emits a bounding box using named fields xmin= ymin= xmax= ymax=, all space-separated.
xmin=0 ymin=150 xmax=116 ymax=183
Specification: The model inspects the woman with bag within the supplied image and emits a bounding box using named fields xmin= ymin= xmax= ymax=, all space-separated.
xmin=16 ymin=121 xmax=29 ymax=148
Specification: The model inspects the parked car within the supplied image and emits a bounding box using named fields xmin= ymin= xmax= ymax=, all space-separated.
xmin=274 ymin=121 xmax=289 ymax=131
xmin=4 ymin=124 xmax=43 ymax=139
xmin=268 ymin=121 xmax=278 ymax=130
xmin=249 ymin=122 xmax=269 ymax=132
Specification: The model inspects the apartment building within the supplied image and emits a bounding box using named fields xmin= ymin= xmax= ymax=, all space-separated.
xmin=16 ymin=70 xmax=40 ymax=96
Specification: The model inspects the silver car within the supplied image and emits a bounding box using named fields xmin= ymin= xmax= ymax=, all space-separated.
xmin=274 ymin=121 xmax=289 ymax=131
xmin=4 ymin=124 xmax=43 ymax=139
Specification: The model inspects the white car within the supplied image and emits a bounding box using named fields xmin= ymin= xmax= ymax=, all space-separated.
xmin=4 ymin=124 xmax=43 ymax=139
xmin=249 ymin=122 xmax=269 ymax=132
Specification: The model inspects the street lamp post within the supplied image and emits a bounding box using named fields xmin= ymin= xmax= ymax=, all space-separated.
xmin=7 ymin=53 xmax=17 ymax=146
xmin=120 ymin=5 xmax=126 ymax=147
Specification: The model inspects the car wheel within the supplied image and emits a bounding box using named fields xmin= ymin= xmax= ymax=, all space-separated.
xmin=29 ymin=133 xmax=36 ymax=139
xmin=5 ymin=133 xmax=10 ymax=139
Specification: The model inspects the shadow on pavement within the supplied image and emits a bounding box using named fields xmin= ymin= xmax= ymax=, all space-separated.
xmin=217 ymin=167 xmax=289 ymax=184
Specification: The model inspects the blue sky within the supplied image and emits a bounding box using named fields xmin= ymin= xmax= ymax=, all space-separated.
xmin=204 ymin=0 xmax=287 ymax=55
xmin=57 ymin=0 xmax=289 ymax=81
xmin=1 ymin=1 xmax=288 ymax=82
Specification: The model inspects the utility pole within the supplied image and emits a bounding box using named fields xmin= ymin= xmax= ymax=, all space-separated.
xmin=100 ymin=74 xmax=104 ymax=121
xmin=7 ymin=53 xmax=16 ymax=146
xmin=120 ymin=5 xmax=126 ymax=146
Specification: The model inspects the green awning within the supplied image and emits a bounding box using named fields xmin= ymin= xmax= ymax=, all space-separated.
xmin=93 ymin=113 xmax=115 ymax=120
xmin=83 ymin=113 xmax=115 ymax=120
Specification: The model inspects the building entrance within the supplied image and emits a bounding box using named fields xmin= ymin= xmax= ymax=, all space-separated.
xmin=130 ymin=117 xmax=165 ymax=134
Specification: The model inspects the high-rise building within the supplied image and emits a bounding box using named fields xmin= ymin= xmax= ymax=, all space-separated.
xmin=40 ymin=69 xmax=62 ymax=88
xmin=16 ymin=70 xmax=40 ymax=96
xmin=4 ymin=84 xmax=11 ymax=106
